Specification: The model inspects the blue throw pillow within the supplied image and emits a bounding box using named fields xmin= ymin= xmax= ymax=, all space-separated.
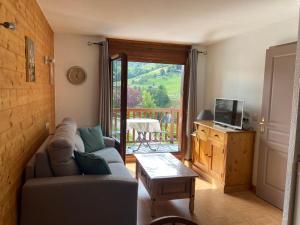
xmin=78 ymin=125 xmax=105 ymax=153
xmin=74 ymin=151 xmax=111 ymax=175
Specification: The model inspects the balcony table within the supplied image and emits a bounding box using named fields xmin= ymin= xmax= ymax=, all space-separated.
xmin=127 ymin=118 xmax=161 ymax=151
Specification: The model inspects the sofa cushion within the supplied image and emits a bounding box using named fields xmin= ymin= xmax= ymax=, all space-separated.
xmin=103 ymin=137 xmax=115 ymax=148
xmin=56 ymin=117 xmax=77 ymax=128
xmin=74 ymin=151 xmax=111 ymax=175
xmin=108 ymin=163 xmax=133 ymax=179
xmin=35 ymin=136 xmax=54 ymax=178
xmin=93 ymin=147 xmax=123 ymax=164
xmin=74 ymin=134 xmax=85 ymax=152
xmin=79 ymin=125 xmax=105 ymax=153
xmin=25 ymin=156 xmax=35 ymax=181
xmin=47 ymin=120 xmax=80 ymax=176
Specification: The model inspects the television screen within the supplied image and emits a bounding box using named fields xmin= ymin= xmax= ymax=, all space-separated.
xmin=214 ymin=99 xmax=244 ymax=129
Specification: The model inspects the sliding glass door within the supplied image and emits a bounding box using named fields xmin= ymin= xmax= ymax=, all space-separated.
xmin=110 ymin=54 xmax=128 ymax=162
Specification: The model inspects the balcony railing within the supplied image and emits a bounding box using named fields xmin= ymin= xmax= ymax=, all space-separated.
xmin=112 ymin=108 xmax=181 ymax=144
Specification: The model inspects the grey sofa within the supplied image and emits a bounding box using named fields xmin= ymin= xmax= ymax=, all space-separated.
xmin=20 ymin=118 xmax=138 ymax=225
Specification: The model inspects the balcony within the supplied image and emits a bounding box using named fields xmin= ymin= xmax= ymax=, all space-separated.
xmin=112 ymin=108 xmax=181 ymax=154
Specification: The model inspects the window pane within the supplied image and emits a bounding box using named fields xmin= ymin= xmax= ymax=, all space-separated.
xmin=112 ymin=59 xmax=122 ymax=141
xmin=126 ymin=62 xmax=183 ymax=154
xmin=127 ymin=62 xmax=184 ymax=109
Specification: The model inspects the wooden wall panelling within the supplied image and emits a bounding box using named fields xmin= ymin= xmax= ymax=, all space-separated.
xmin=108 ymin=38 xmax=191 ymax=65
xmin=0 ymin=0 xmax=55 ymax=225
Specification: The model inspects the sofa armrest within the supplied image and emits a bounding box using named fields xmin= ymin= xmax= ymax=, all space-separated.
xmin=20 ymin=175 xmax=138 ymax=225
xmin=103 ymin=136 xmax=116 ymax=147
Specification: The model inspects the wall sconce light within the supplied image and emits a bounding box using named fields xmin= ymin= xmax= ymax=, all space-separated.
xmin=44 ymin=56 xmax=55 ymax=85
xmin=0 ymin=22 xmax=16 ymax=31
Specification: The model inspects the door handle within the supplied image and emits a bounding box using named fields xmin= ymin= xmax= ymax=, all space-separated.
xmin=259 ymin=117 xmax=265 ymax=133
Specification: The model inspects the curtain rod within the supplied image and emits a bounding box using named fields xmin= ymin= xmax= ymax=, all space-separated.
xmin=88 ymin=41 xmax=104 ymax=46
xmin=197 ymin=50 xmax=207 ymax=55
xmin=88 ymin=41 xmax=207 ymax=55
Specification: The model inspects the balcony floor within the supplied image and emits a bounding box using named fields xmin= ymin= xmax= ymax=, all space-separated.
xmin=126 ymin=142 xmax=179 ymax=154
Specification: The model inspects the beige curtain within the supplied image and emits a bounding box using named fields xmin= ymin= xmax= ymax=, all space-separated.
xmin=185 ymin=49 xmax=198 ymax=160
xmin=99 ymin=41 xmax=112 ymax=136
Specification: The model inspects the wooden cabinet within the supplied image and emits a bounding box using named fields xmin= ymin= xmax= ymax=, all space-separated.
xmin=192 ymin=132 xmax=209 ymax=173
xmin=191 ymin=121 xmax=255 ymax=193
xmin=209 ymin=141 xmax=224 ymax=181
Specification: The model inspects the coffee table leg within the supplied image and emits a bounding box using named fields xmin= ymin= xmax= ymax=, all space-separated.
xmin=151 ymin=198 xmax=156 ymax=217
xmin=189 ymin=178 xmax=195 ymax=213
xmin=189 ymin=196 xmax=194 ymax=213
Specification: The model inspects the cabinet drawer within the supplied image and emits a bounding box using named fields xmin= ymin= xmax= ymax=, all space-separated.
xmin=196 ymin=125 xmax=209 ymax=139
xmin=209 ymin=129 xmax=225 ymax=143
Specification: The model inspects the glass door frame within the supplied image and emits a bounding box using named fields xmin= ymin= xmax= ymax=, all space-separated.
xmin=110 ymin=53 xmax=128 ymax=162
xmin=124 ymin=61 xmax=190 ymax=161
xmin=108 ymin=38 xmax=191 ymax=160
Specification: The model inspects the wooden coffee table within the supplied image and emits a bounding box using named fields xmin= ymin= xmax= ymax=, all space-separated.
xmin=135 ymin=153 xmax=198 ymax=217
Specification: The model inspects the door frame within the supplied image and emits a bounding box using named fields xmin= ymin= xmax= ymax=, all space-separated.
xmin=180 ymin=57 xmax=191 ymax=158
xmin=108 ymin=39 xmax=191 ymax=160
xmin=125 ymin=62 xmax=190 ymax=163
xmin=283 ymin=40 xmax=300 ymax=225
xmin=110 ymin=53 xmax=128 ymax=162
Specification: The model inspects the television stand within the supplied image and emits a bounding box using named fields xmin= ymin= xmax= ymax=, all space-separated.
xmin=191 ymin=120 xmax=255 ymax=193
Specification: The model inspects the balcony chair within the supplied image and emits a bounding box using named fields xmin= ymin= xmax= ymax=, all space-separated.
xmin=151 ymin=113 xmax=173 ymax=150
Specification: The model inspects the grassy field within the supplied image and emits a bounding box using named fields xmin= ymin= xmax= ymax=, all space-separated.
xmin=128 ymin=64 xmax=183 ymax=106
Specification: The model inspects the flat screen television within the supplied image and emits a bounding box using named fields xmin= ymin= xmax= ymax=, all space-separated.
xmin=214 ymin=98 xmax=244 ymax=129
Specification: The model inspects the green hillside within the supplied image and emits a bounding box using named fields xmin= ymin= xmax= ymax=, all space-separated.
xmin=127 ymin=63 xmax=183 ymax=107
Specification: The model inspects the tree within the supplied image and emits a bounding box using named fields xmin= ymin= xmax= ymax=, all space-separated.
xmin=127 ymin=87 xmax=142 ymax=108
xmin=142 ymin=90 xmax=156 ymax=108
xmin=148 ymin=85 xmax=170 ymax=108
xmin=160 ymin=68 xmax=166 ymax=76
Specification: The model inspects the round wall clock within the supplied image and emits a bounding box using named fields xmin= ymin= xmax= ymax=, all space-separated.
xmin=66 ymin=66 xmax=86 ymax=85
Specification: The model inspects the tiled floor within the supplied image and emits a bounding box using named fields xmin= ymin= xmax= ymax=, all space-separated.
xmin=126 ymin=142 xmax=179 ymax=154
xmin=126 ymin=163 xmax=283 ymax=225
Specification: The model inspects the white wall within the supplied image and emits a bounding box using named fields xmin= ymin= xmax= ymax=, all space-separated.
xmin=54 ymin=35 xmax=206 ymax=128
xmin=54 ymin=34 xmax=104 ymax=127
xmin=204 ymin=17 xmax=299 ymax=185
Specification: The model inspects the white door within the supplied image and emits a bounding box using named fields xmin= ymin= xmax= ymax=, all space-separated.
xmin=257 ymin=42 xmax=297 ymax=209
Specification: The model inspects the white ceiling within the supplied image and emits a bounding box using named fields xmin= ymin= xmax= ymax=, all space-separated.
xmin=37 ymin=0 xmax=299 ymax=45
